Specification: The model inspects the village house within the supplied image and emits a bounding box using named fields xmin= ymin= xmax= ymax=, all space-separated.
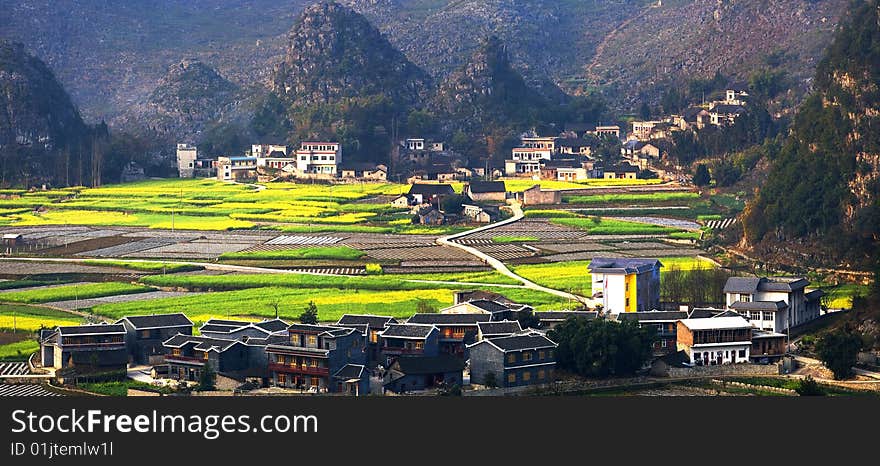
xmin=453 ymin=290 xmax=515 ymax=305
xmin=416 ymin=206 xmax=446 ymax=225
xmin=517 ymin=184 xmax=562 ymax=205
xmin=468 ymin=333 xmax=558 ymax=388
xmin=407 ymin=313 xmax=492 ymax=358
xmin=408 ymin=183 xmax=454 ymax=205
xmin=462 ymin=204 xmax=496 ymax=223
xmin=382 ymin=355 xmax=465 ymax=394
xmin=378 ymin=324 xmax=441 ymax=366
xmin=390 ymin=194 xmax=411 ymax=208
xmin=536 ymin=311 xmax=598 ymax=330
xmin=556 ymin=138 xmax=592 ymax=156
xmin=632 ymin=121 xmax=661 ymax=140
xmin=678 ymin=107 xmax=712 ymax=130
xmin=40 ymin=324 xmax=128 ymax=371
xmin=603 ymin=162 xmax=640 ymax=179
xmin=521 ymin=136 xmax=558 ymax=153
xmin=266 ymin=323 xmax=368 ymax=395
xmin=593 ymin=125 xmax=621 ymax=139
xmin=676 ymin=316 xmax=753 ymax=366
xmin=340 ymin=163 xmax=387 ymax=181
xmin=439 ymin=299 xmax=531 ymax=321
xmin=335 ymin=314 xmax=398 ymax=364
xmin=615 ymin=309 xmax=717 ymax=356
xmin=465 ymin=181 xmax=506 ymax=203
xmin=162 ymin=334 xmax=254 ymax=382
xmin=476 ymin=321 xmax=523 ymax=341
xmin=589 ymin=258 xmax=662 ymax=315
xmin=295 ymin=141 xmax=341 ymax=175
xmin=723 ymin=276 xmax=823 ymax=333
xmin=723 ymin=87 xmax=749 ymax=106
xmin=176 ymin=143 xmax=198 ymax=178
xmin=750 ymin=330 xmax=787 ymax=364
xmin=116 ymin=313 xmax=193 ymax=365
xmin=709 ymin=103 xmax=747 ymax=126
xmin=506 ymin=148 xmax=548 ymax=176
xmin=198 ymin=318 xmax=290 ymax=341
xmin=216 ymin=156 xmax=257 ymax=181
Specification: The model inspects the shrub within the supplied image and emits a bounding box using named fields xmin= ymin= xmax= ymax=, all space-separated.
xmin=365 ymin=263 xmax=383 ymax=275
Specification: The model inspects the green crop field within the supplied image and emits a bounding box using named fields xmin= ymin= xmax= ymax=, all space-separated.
xmin=549 ymin=217 xmax=681 ymax=235
xmin=0 ymin=304 xmax=85 ymax=331
xmin=82 ymin=260 xmax=203 ymax=273
xmin=563 ymin=192 xmax=700 ymax=204
xmin=0 ymin=283 xmax=152 ymax=304
xmin=512 ymin=257 xmax=716 ymax=297
xmin=0 ymin=339 xmax=39 ymax=361
xmin=90 ymin=285 xmax=568 ymax=323
xmin=0 ymin=179 xmax=429 ymax=232
xmin=219 ymin=246 xmax=366 ymax=261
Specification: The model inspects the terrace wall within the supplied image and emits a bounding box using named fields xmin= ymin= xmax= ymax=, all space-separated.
xmin=667 ymin=363 xmax=780 ymax=378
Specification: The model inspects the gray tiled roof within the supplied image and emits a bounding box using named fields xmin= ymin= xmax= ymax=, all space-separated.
xmin=381 ymin=324 xmax=437 ymax=339
xmin=407 ymin=313 xmax=491 ymax=325
xmin=58 ymin=324 xmax=125 ymax=335
xmin=729 ymin=300 xmax=788 ymax=311
xmin=477 ymin=321 xmax=522 ymax=336
xmin=486 ymin=334 xmax=557 ymax=352
xmin=118 ymin=313 xmax=192 ymax=329
xmin=336 ymin=314 xmax=397 ymax=329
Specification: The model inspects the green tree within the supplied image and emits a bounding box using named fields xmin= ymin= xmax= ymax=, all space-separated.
xmin=548 ymin=318 xmax=656 ymax=378
xmin=693 ymin=164 xmax=711 ymax=187
xmin=516 ymin=309 xmax=541 ymax=330
xmin=795 ymin=375 xmax=825 ymax=396
xmin=299 ymin=301 xmax=319 ymax=325
xmin=406 ymin=109 xmax=437 ymax=136
xmin=815 ymin=327 xmax=863 ymax=380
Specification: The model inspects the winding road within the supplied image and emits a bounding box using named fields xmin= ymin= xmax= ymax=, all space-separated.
xmin=437 ymin=203 xmax=594 ymax=306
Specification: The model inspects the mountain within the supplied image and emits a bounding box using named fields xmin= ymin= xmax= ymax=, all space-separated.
xmin=0 ymin=40 xmax=95 ymax=186
xmin=742 ymin=0 xmax=880 ymax=269
xmin=1 ymin=0 xmax=848 ymax=122
xmin=117 ymin=59 xmax=240 ymax=144
xmin=434 ymin=36 xmax=563 ymax=133
xmin=261 ymin=1 xmax=432 ymax=161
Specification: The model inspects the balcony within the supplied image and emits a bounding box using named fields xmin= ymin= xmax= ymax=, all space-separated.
xmin=382 ymin=347 xmax=424 ymax=355
xmin=166 ymin=355 xmax=206 ymax=365
xmin=268 ymin=363 xmax=329 ymax=376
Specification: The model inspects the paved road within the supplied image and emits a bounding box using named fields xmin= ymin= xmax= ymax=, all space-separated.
xmin=437 ymin=203 xmax=593 ymax=306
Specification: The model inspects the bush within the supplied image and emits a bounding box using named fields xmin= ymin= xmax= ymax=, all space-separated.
xmin=815 ymin=327 xmax=863 ymax=380
xmin=365 ymin=263 xmax=383 ymax=275
xmin=795 ymin=376 xmax=826 ymax=396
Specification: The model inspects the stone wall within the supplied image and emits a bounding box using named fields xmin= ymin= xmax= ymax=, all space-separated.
xmin=668 ymin=363 xmax=780 ymax=378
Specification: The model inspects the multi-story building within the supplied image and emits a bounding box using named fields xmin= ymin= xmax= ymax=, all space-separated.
xmin=116 ymin=313 xmax=193 ymax=365
xmin=39 ymin=324 xmax=128 ymax=371
xmin=266 ymin=324 xmax=368 ymax=394
xmin=407 ymin=313 xmax=492 ymax=358
xmin=724 ymin=277 xmax=824 ymax=333
xmin=594 ymin=125 xmax=621 ymax=139
xmin=335 ymin=314 xmax=398 ymax=364
xmin=617 ymin=311 xmax=685 ymax=356
xmin=176 ymin=143 xmax=198 ymax=178
xmin=632 ymin=121 xmax=661 ymax=140
xmin=251 ymin=144 xmax=289 ymax=158
xmin=439 ymin=299 xmax=530 ymax=321
xmin=216 ymin=156 xmax=257 ymax=181
xmin=750 ymin=330 xmax=787 ymax=364
xmin=378 ymin=324 xmax=440 ymax=366
xmin=468 ymin=333 xmax=557 ymax=388
xmin=295 ymin=142 xmax=341 ymax=175
xmin=505 ymin=147 xmax=550 ymax=176
xmin=382 ymin=355 xmax=465 ymax=394
xmin=521 ymin=136 xmax=558 ymax=153
xmin=162 ymin=334 xmax=252 ymax=382
xmin=676 ymin=316 xmax=753 ymax=366
xmin=589 ymin=258 xmax=662 ymax=314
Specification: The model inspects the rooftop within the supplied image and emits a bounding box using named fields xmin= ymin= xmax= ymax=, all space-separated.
xmin=480 ymin=334 xmax=557 ymax=352
xmin=537 ymin=311 xmax=598 ymax=321
xmin=381 ymin=324 xmax=437 ymax=339
xmin=679 ymin=316 xmax=751 ymax=331
xmin=467 ymin=181 xmax=506 ymax=194
xmin=57 ymin=324 xmax=126 ymax=336
xmin=729 ymin=301 xmax=788 ymax=311
xmin=408 ymin=183 xmax=455 ymax=196
xmin=408 ymin=313 xmax=492 ymax=325
xmin=477 ymin=321 xmax=523 ymax=337
xmin=117 ymin=313 xmax=192 ymax=329
xmin=588 ymin=258 xmax=662 ymax=274
xmin=336 ymin=314 xmax=397 ymax=329
xmin=723 ymin=276 xmax=810 ymax=294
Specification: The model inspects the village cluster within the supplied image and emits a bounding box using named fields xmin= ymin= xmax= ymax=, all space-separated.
xmin=35 ymin=256 xmax=824 ymax=396
xmin=175 ymin=86 xmax=751 ymax=186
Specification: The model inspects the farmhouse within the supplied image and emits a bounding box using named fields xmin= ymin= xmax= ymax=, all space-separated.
xmin=176 ymin=143 xmax=198 ymax=178
xmin=557 ymin=138 xmax=592 ymax=156
xmin=593 ymin=125 xmax=621 ymax=139
xmin=340 ymin=163 xmax=387 ymax=181
xmin=453 ymin=290 xmax=515 ymax=305
xmin=116 ymin=313 xmax=194 ymax=365
xmin=216 ymin=156 xmax=257 ymax=181
xmin=439 ymin=299 xmax=530 ymax=320
xmin=462 ymin=204 xmax=496 ymax=223
xmin=40 ymin=324 xmax=128 ymax=371
xmin=603 ymin=162 xmax=640 ymax=179
xmin=676 ymin=316 xmax=753 ymax=366
xmin=521 ymin=136 xmax=558 ymax=153
xmin=408 ymin=183 xmax=454 ymax=204
xmin=266 ymin=323 xmax=368 ymax=395
xmin=407 ymin=313 xmax=492 ymax=358
xmin=476 ymin=321 xmax=523 ymax=340
xmin=589 ymin=258 xmax=662 ymax=314
xmin=506 ymin=148 xmax=548 ymax=176
xmin=518 ymin=185 xmax=562 ymax=205
xmin=724 ymin=276 xmax=823 ymax=333
xmin=382 ymin=355 xmax=465 ymax=394
xmin=468 ymin=333 xmax=558 ymax=388
xmin=335 ymin=314 xmax=398 ymax=363
xmin=295 ymin=141 xmax=341 ymax=175
xmin=465 ymin=181 xmax=506 ymax=202
xmin=379 ymin=324 xmax=440 ymax=366
xmin=162 ymin=334 xmax=253 ymax=382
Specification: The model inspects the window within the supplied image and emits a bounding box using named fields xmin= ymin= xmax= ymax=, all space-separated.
xmin=507 ymin=353 xmax=516 ymax=364
xmin=538 ymin=350 xmax=545 ymax=360
xmin=311 ymin=377 xmax=320 ymax=388
xmin=307 ymin=335 xmax=317 ymax=346
xmin=523 ymin=352 xmax=533 ymax=362
xmin=538 ymin=370 xmax=545 ymax=380
xmin=738 ymin=349 xmax=746 ymax=358
xmin=414 ymin=341 xmax=424 ymax=350
xmin=139 ymin=329 xmax=150 ymax=338
xmin=203 ymin=351 xmax=209 ymax=360
xmin=523 ymin=372 xmax=531 ymax=382
xmin=277 ymin=374 xmax=286 ymax=385
xmin=661 ymin=340 xmax=667 ymax=348
xmin=507 ymin=373 xmax=516 ymax=383
xmin=277 ymin=355 xmax=286 ymax=365
xmin=172 ymin=348 xmax=181 ymax=356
